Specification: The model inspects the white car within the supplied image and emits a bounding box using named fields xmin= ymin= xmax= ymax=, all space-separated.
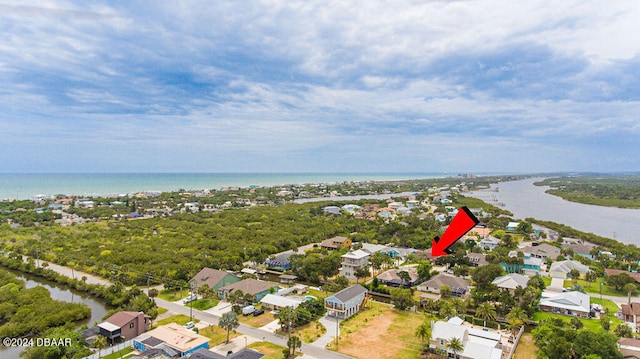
xmin=183 ymin=295 xmax=198 ymax=304
xmin=184 ymin=321 xmax=195 ymax=329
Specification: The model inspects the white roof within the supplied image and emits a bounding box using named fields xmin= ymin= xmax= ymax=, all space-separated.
xmin=361 ymin=243 xmax=387 ymax=254
xmin=462 ymin=341 xmax=502 ymax=359
xmin=492 ymin=273 xmax=529 ymax=290
xmin=432 ymin=321 xmax=466 ymax=342
xmin=98 ymin=321 xmax=120 ymax=332
xmin=342 ymin=249 xmax=370 ymax=260
xmin=540 ymin=291 xmax=590 ymax=313
xmin=549 ymin=260 xmax=590 ymax=274
xmin=507 ymin=221 xmax=520 ymax=228
xmin=447 ymin=316 xmax=464 ymax=325
xmin=524 ymin=256 xmax=544 ymax=266
xmin=260 ymin=294 xmax=305 ymax=309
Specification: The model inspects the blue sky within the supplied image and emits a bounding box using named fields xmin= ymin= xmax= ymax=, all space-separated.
xmin=1 ymin=1 xmax=639 ymax=173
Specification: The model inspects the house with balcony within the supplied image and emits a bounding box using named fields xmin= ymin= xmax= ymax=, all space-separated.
xmin=339 ymin=249 xmax=370 ymax=279
xmin=98 ymin=311 xmax=151 ymax=345
xmin=324 ymin=284 xmax=368 ymax=320
xmin=321 ymin=236 xmax=352 ymax=250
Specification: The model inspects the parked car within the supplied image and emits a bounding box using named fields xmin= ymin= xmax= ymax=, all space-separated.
xmin=183 ymin=295 xmax=198 ymax=304
xmin=242 ymin=305 xmax=256 ymax=315
xmin=184 ymin=321 xmax=195 ymax=329
xmin=253 ymin=309 xmax=265 ymax=316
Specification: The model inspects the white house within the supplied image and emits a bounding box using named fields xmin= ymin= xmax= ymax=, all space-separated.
xmin=430 ymin=317 xmax=502 ymax=359
xmin=324 ymin=284 xmax=368 ymax=320
xmin=492 ymin=273 xmax=529 ymax=292
xmin=539 ymin=291 xmax=590 ymax=318
xmin=340 ymin=250 xmax=370 ymax=279
xmin=549 ymin=260 xmax=590 ymax=279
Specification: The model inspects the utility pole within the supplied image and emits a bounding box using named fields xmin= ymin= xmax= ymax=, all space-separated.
xmin=189 ymin=279 xmax=196 ymax=322
xmin=146 ymin=273 xmax=153 ymax=295
xmin=335 ymin=316 xmax=339 ymax=349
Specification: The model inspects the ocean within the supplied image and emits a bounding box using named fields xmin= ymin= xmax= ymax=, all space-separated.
xmin=0 ymin=172 xmax=453 ymax=200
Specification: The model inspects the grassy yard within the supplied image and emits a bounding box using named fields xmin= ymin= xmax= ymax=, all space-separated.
xmin=191 ymin=297 xmax=219 ymax=311
xmin=156 ymin=314 xmax=199 ymax=326
xmin=199 ymin=325 xmax=240 ymax=347
xmin=295 ymin=321 xmax=327 ymax=343
xmin=248 ymin=342 xmax=288 ymax=359
xmin=157 ymin=307 xmax=168 ymax=315
xmin=589 ymin=297 xmax=620 ymax=313
xmin=338 ymin=301 xmax=392 ymax=339
xmin=513 ymin=333 xmax=537 ymax=359
xmin=307 ymin=288 xmax=329 ymax=300
xmin=103 ymin=347 xmax=134 ymax=359
xmin=532 ymin=311 xmax=623 ymax=333
xmin=238 ymin=310 xmax=276 ymax=327
xmin=158 ymin=288 xmax=190 ymax=302
xmin=331 ymin=301 xmax=426 ymax=358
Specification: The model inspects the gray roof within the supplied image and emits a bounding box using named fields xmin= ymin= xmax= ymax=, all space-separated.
xmin=192 ymin=267 xmax=238 ymax=289
xmin=190 ymin=348 xmax=265 ymax=359
xmin=492 ymin=273 xmax=529 ymax=290
xmin=422 ymin=273 xmax=470 ymax=291
xmin=333 ymin=284 xmax=368 ymax=303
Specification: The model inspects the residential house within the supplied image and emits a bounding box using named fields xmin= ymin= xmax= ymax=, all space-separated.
xmin=360 ymin=242 xmax=387 ymax=254
xmin=217 ymin=279 xmax=280 ymax=302
xmin=341 ymin=204 xmax=362 ymax=213
xmin=132 ymin=323 xmax=209 ymax=357
xmin=522 ymin=243 xmax=561 ymax=261
xmin=339 ymin=249 xmax=370 ymax=279
xmin=430 ymin=317 xmax=502 ymax=359
xmin=523 ymin=256 xmax=543 ymax=276
xmin=563 ymin=242 xmax=595 ymax=260
xmin=190 ymin=267 xmax=241 ymax=292
xmin=260 ymin=294 xmax=307 ymax=311
xmin=381 ymin=246 xmax=418 ymax=260
xmin=324 ymin=284 xmax=368 ymax=319
xmin=321 ymin=236 xmax=352 ymax=250
xmin=549 ymin=260 xmax=590 ymax=279
xmin=506 ymin=222 xmax=520 ymax=231
xmin=466 ymin=253 xmax=488 ymax=267
xmin=618 ymin=338 xmax=640 ymax=358
xmin=469 ymin=224 xmax=491 ymax=239
xmin=539 ymin=291 xmax=590 ymax=318
xmin=265 ymin=251 xmax=297 ymax=271
xmin=190 ymin=347 xmax=264 ymax=359
xmin=605 ymin=269 xmax=640 ymax=284
xmin=377 ymin=267 xmax=421 ymax=287
xmin=417 ymin=273 xmax=470 ymax=298
xmin=98 ymin=311 xmax=151 ymax=345
xmin=620 ymin=302 xmax=640 ymax=331
xmin=492 ymin=273 xmax=529 ymax=293
xmin=322 ymin=206 xmax=341 ymax=215
xmin=479 ymin=236 xmax=500 ymax=251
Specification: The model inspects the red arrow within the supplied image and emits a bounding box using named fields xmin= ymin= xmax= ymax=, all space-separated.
xmin=432 ymin=206 xmax=479 ymax=257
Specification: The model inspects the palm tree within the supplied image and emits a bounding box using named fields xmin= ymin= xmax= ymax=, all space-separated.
xmin=415 ymin=321 xmax=432 ymax=354
xmin=439 ymin=301 xmax=456 ymax=319
xmin=218 ymin=311 xmax=239 ymax=343
xmin=446 ymin=337 xmax=464 ymax=358
xmin=398 ymin=270 xmax=411 ymax=287
xmin=475 ymin=303 xmax=497 ymax=327
xmin=505 ymin=307 xmax=528 ymax=336
xmin=92 ymin=335 xmax=107 ymax=359
xmin=624 ymin=282 xmax=636 ymax=304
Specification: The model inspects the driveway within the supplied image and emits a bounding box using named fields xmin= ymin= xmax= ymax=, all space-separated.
xmin=311 ymin=315 xmax=339 ymax=348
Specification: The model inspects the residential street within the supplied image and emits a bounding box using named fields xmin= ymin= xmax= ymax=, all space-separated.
xmin=27 ymin=256 xmax=354 ymax=359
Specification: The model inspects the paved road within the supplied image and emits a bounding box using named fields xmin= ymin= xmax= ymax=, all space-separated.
xmin=20 ymin=254 xmax=354 ymax=359
xmin=156 ymin=298 xmax=354 ymax=359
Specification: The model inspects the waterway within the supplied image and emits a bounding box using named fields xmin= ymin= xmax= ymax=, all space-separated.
xmin=467 ymin=177 xmax=640 ymax=246
xmin=0 ymin=267 xmax=110 ymax=359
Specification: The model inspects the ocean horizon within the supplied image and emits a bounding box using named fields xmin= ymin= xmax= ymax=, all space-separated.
xmin=0 ymin=172 xmax=489 ymax=200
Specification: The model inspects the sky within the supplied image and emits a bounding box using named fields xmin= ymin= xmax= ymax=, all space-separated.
xmin=1 ymin=1 xmax=639 ymax=174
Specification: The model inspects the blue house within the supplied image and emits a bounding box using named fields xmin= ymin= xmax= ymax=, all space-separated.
xmin=324 ymin=284 xmax=368 ymax=320
xmin=265 ymin=251 xmax=296 ymax=271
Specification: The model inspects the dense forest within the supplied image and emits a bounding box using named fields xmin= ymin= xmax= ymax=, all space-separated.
xmin=0 ymin=270 xmax=90 ymax=338
xmin=534 ymin=175 xmax=640 ymax=208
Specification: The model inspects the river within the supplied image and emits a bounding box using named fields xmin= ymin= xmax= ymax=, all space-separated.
xmin=0 ymin=267 xmax=110 ymax=359
xmin=467 ymin=177 xmax=640 ymax=246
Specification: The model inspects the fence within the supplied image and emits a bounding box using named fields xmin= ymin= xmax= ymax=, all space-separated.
xmin=506 ymin=325 xmax=525 ymax=359
xmin=82 ymin=339 xmax=133 ymax=359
